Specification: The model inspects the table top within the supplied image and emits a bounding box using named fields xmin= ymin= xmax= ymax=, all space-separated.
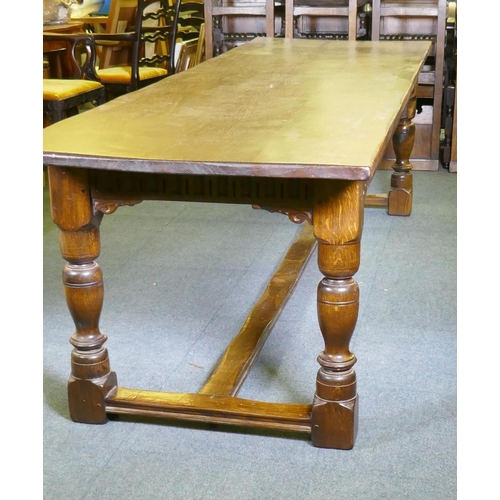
xmin=43 ymin=21 xmax=85 ymax=33
xmin=74 ymin=15 xmax=109 ymax=27
xmin=43 ymin=38 xmax=431 ymax=181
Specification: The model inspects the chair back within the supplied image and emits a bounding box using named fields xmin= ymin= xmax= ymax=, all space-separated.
xmin=43 ymin=33 xmax=102 ymax=81
xmin=285 ymin=0 xmax=363 ymax=40
xmin=133 ymin=0 xmax=181 ymax=78
xmin=204 ymin=0 xmax=278 ymax=59
xmin=94 ymin=0 xmax=181 ymax=95
xmin=100 ymin=0 xmax=139 ymax=68
xmin=177 ymin=0 xmax=205 ymax=35
xmin=99 ymin=0 xmax=180 ymax=78
xmin=106 ymin=0 xmax=139 ymax=34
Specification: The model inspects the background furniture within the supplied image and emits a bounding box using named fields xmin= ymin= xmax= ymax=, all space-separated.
xmin=96 ymin=0 xmax=138 ymax=69
xmin=43 ymin=33 xmax=105 ymax=125
xmin=204 ymin=0 xmax=372 ymax=58
xmin=285 ymin=0 xmax=371 ymax=40
xmin=441 ymin=0 xmax=456 ymax=171
xmin=176 ymin=37 xmax=201 ymax=71
xmin=448 ymin=77 xmax=456 ymax=172
xmin=43 ymin=21 xmax=85 ymax=79
xmin=371 ymin=0 xmax=447 ymax=171
xmin=195 ymin=22 xmax=206 ymax=64
xmin=94 ymin=0 xmax=181 ymax=98
xmin=176 ymin=0 xmax=206 ymax=65
xmin=177 ymin=0 xmax=205 ymax=38
xmin=204 ymin=0 xmax=281 ymax=59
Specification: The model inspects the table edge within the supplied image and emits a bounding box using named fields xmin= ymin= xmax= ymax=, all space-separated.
xmin=42 ymin=154 xmax=374 ymax=181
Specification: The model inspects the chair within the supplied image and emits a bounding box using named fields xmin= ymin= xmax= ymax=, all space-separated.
xmin=43 ymin=33 xmax=105 ymax=124
xmin=178 ymin=0 xmax=205 ymax=35
xmin=93 ymin=0 xmax=181 ymax=98
xmin=204 ymin=0 xmax=281 ymax=59
xmin=284 ymin=0 xmax=369 ymax=40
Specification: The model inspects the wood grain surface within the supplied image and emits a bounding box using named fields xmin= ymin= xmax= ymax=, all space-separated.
xmin=43 ymin=38 xmax=431 ymax=180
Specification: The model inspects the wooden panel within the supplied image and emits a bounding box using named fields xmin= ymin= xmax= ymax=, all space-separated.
xmin=204 ymin=0 xmax=277 ymax=58
xmin=285 ymin=0 xmax=363 ymax=39
xmin=98 ymin=0 xmax=138 ymax=68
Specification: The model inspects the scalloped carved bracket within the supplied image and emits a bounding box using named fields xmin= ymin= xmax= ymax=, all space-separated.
xmin=93 ymin=199 xmax=143 ymax=215
xmin=252 ymin=205 xmax=312 ymax=225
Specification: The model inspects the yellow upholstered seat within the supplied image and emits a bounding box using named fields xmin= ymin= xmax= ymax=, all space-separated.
xmin=91 ymin=0 xmax=180 ymax=98
xmin=96 ymin=66 xmax=168 ymax=84
xmin=42 ymin=34 xmax=106 ymax=124
xmin=43 ymin=79 xmax=104 ymax=100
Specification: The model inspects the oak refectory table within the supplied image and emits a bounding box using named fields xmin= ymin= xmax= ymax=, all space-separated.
xmin=43 ymin=38 xmax=431 ymax=449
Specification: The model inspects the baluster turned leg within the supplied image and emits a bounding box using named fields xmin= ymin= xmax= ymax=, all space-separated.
xmin=311 ymin=180 xmax=364 ymax=449
xmin=388 ymin=88 xmax=417 ymax=216
xmin=48 ymin=166 xmax=117 ymax=424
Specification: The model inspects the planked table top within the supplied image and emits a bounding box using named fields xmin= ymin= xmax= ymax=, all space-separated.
xmin=43 ymin=37 xmax=431 ymax=181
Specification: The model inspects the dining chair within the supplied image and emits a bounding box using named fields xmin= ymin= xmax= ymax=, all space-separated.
xmin=194 ymin=22 xmax=206 ymax=65
xmin=284 ymin=0 xmax=368 ymax=40
xmin=43 ymin=33 xmax=105 ymax=124
xmin=203 ymin=0 xmax=281 ymax=59
xmin=93 ymin=0 xmax=181 ymax=98
xmin=177 ymin=0 xmax=205 ymax=35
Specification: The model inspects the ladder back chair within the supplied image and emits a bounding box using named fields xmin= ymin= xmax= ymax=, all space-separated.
xmin=94 ymin=0 xmax=181 ymax=98
xmin=178 ymin=0 xmax=205 ymax=36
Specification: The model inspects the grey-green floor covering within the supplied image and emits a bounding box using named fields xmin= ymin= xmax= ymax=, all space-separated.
xmin=43 ymin=168 xmax=457 ymax=499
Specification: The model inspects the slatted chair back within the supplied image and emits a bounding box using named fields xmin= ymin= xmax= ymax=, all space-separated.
xmin=204 ymin=0 xmax=279 ymax=59
xmin=284 ymin=0 xmax=365 ymax=40
xmin=177 ymin=0 xmax=205 ymax=35
xmin=95 ymin=0 xmax=181 ymax=96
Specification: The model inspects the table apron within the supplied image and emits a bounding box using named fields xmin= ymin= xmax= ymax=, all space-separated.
xmin=88 ymin=170 xmax=368 ymax=219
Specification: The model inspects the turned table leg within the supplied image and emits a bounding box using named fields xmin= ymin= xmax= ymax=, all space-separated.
xmin=310 ymin=180 xmax=364 ymax=449
xmin=388 ymin=88 xmax=417 ymax=216
xmin=48 ymin=166 xmax=117 ymax=424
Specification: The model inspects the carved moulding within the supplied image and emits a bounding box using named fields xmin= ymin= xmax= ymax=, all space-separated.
xmin=93 ymin=199 xmax=143 ymax=215
xmin=253 ymin=205 xmax=312 ymax=225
